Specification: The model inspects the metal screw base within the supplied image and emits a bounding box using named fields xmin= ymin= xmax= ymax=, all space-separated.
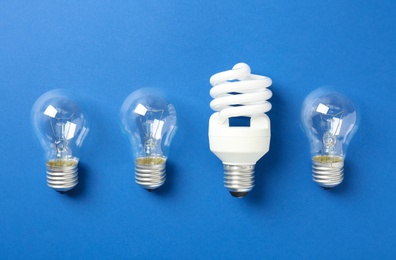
xmin=312 ymin=155 xmax=344 ymax=189
xmin=46 ymin=159 xmax=78 ymax=192
xmin=135 ymin=157 xmax=166 ymax=190
xmin=224 ymin=164 xmax=255 ymax=198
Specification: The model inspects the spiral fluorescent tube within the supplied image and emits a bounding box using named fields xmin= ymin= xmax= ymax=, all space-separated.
xmin=209 ymin=63 xmax=272 ymax=198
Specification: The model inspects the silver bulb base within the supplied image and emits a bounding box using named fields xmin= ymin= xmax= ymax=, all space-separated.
xmin=135 ymin=157 xmax=166 ymax=190
xmin=224 ymin=164 xmax=255 ymax=198
xmin=46 ymin=159 xmax=79 ymax=192
xmin=312 ymin=155 xmax=344 ymax=189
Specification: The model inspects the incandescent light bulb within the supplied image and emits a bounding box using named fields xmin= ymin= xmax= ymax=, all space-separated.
xmin=209 ymin=63 xmax=272 ymax=198
xmin=301 ymin=88 xmax=359 ymax=189
xmin=31 ymin=89 xmax=90 ymax=192
xmin=120 ymin=88 xmax=177 ymax=191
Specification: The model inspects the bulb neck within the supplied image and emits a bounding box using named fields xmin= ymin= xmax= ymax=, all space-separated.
xmin=312 ymin=155 xmax=344 ymax=189
xmin=223 ymin=164 xmax=255 ymax=198
xmin=46 ymin=158 xmax=79 ymax=192
xmin=135 ymin=157 xmax=166 ymax=190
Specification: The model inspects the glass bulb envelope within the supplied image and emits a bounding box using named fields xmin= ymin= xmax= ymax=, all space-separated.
xmin=120 ymin=88 xmax=177 ymax=190
xmin=301 ymin=88 xmax=359 ymax=189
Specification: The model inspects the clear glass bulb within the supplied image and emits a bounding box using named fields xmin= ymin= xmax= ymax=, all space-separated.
xmin=301 ymin=88 xmax=359 ymax=189
xmin=120 ymin=88 xmax=177 ymax=191
xmin=31 ymin=89 xmax=90 ymax=192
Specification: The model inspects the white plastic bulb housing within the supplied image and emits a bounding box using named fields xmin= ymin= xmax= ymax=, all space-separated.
xmin=209 ymin=63 xmax=272 ymax=198
xmin=31 ymin=89 xmax=90 ymax=192
xmin=120 ymin=88 xmax=177 ymax=191
xmin=301 ymin=88 xmax=359 ymax=189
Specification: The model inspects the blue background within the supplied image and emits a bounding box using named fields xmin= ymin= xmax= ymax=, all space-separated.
xmin=1 ymin=1 xmax=395 ymax=259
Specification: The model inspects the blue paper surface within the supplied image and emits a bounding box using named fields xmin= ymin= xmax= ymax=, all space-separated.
xmin=1 ymin=1 xmax=395 ymax=258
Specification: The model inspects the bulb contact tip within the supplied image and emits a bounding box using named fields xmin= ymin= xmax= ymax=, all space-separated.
xmin=229 ymin=191 xmax=249 ymax=198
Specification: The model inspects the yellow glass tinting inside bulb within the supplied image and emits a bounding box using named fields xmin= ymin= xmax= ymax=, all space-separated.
xmin=313 ymin=155 xmax=343 ymax=164
xmin=136 ymin=157 xmax=166 ymax=165
xmin=47 ymin=159 xmax=78 ymax=167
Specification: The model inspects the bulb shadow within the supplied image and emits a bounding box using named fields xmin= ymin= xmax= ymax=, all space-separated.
xmin=243 ymin=89 xmax=285 ymax=205
xmin=147 ymin=161 xmax=177 ymax=196
xmin=244 ymin=153 xmax=279 ymax=204
xmin=320 ymin=161 xmax=353 ymax=195
xmin=61 ymin=162 xmax=90 ymax=198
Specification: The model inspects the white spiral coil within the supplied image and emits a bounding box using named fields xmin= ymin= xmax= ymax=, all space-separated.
xmin=209 ymin=63 xmax=272 ymax=123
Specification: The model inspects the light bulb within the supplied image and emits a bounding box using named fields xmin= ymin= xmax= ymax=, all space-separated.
xmin=301 ymin=88 xmax=359 ymax=189
xmin=209 ymin=63 xmax=272 ymax=198
xmin=120 ymin=88 xmax=177 ymax=191
xmin=31 ymin=89 xmax=90 ymax=192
